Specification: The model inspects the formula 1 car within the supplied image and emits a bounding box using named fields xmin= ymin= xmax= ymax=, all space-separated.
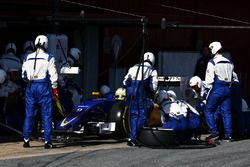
xmin=51 ymin=96 xmax=215 ymax=148
xmin=50 ymin=76 xmax=216 ymax=148
xmin=51 ymin=76 xmax=180 ymax=140
xmin=54 ymin=97 xmax=130 ymax=139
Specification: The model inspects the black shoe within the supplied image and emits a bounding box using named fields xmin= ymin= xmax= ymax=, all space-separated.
xmin=223 ymin=136 xmax=232 ymax=142
xmin=44 ymin=142 xmax=55 ymax=149
xmin=127 ymin=139 xmax=137 ymax=147
xmin=23 ymin=141 xmax=30 ymax=148
xmin=206 ymin=133 xmax=220 ymax=141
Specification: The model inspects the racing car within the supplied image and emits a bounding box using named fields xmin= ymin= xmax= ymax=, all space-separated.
xmin=51 ymin=96 xmax=216 ymax=148
xmin=47 ymin=76 xmax=215 ymax=148
xmin=53 ymin=76 xmax=180 ymax=139
xmin=54 ymin=97 xmax=130 ymax=139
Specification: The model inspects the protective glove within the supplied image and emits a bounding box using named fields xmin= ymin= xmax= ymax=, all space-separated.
xmin=52 ymin=87 xmax=59 ymax=100
xmin=202 ymin=89 xmax=209 ymax=100
xmin=195 ymin=100 xmax=206 ymax=113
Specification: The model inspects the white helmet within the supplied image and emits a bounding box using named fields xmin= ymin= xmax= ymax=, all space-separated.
xmin=69 ymin=48 xmax=81 ymax=61
xmin=143 ymin=52 xmax=155 ymax=66
xmin=156 ymin=89 xmax=168 ymax=104
xmin=35 ymin=35 xmax=48 ymax=49
xmin=115 ymin=87 xmax=126 ymax=100
xmin=166 ymin=90 xmax=177 ymax=101
xmin=23 ymin=41 xmax=34 ymax=53
xmin=5 ymin=43 xmax=17 ymax=54
xmin=209 ymin=41 xmax=222 ymax=55
xmin=0 ymin=69 xmax=7 ymax=84
xmin=189 ymin=76 xmax=202 ymax=88
xmin=100 ymin=85 xmax=110 ymax=96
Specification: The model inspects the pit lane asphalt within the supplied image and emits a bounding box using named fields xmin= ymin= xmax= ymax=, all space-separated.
xmin=0 ymin=136 xmax=250 ymax=167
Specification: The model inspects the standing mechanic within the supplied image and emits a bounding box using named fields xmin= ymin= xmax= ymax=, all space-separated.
xmin=0 ymin=43 xmax=22 ymax=72
xmin=204 ymin=41 xmax=234 ymax=142
xmin=22 ymin=35 xmax=59 ymax=149
xmin=0 ymin=42 xmax=23 ymax=131
xmin=123 ymin=52 xmax=158 ymax=146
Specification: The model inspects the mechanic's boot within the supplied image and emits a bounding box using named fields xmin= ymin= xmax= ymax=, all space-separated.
xmin=23 ymin=141 xmax=30 ymax=148
xmin=206 ymin=133 xmax=220 ymax=141
xmin=127 ymin=139 xmax=137 ymax=147
xmin=206 ymin=133 xmax=220 ymax=145
xmin=44 ymin=142 xmax=56 ymax=149
xmin=23 ymin=138 xmax=30 ymax=148
xmin=222 ymin=136 xmax=232 ymax=142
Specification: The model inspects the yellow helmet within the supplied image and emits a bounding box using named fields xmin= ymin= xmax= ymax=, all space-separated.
xmin=115 ymin=87 xmax=126 ymax=100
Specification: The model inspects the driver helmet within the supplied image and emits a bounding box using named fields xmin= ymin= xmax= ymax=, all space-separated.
xmin=115 ymin=87 xmax=126 ymax=100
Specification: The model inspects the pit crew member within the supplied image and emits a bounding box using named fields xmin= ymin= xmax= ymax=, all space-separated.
xmin=123 ymin=52 xmax=158 ymax=146
xmin=22 ymin=35 xmax=59 ymax=149
xmin=204 ymin=41 xmax=234 ymax=142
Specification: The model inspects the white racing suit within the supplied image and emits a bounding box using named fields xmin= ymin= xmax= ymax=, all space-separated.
xmin=0 ymin=80 xmax=22 ymax=128
xmin=123 ymin=62 xmax=158 ymax=142
xmin=192 ymin=80 xmax=208 ymax=112
xmin=0 ymin=53 xmax=22 ymax=72
xmin=22 ymin=49 xmax=58 ymax=143
xmin=0 ymin=53 xmax=23 ymax=130
xmin=205 ymin=54 xmax=234 ymax=138
xmin=20 ymin=50 xmax=33 ymax=64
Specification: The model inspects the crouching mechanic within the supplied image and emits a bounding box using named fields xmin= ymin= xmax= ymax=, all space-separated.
xmin=189 ymin=76 xmax=214 ymax=134
xmin=123 ymin=52 xmax=158 ymax=146
xmin=157 ymin=90 xmax=201 ymax=140
xmin=22 ymin=35 xmax=59 ymax=149
xmin=189 ymin=76 xmax=208 ymax=113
